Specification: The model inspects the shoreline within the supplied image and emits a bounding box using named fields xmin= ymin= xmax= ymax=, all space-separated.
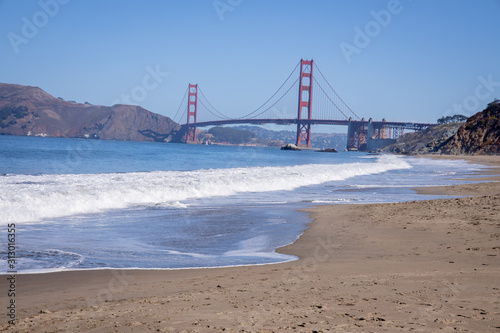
xmin=7 ymin=154 xmax=486 ymax=276
xmin=2 ymin=155 xmax=500 ymax=332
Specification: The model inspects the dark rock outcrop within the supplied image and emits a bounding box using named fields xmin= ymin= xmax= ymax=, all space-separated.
xmin=439 ymin=100 xmax=500 ymax=155
xmin=0 ymin=83 xmax=183 ymax=142
xmin=317 ymin=148 xmax=338 ymax=153
xmin=281 ymin=143 xmax=301 ymax=151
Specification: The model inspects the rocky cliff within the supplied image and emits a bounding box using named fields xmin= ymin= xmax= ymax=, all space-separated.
xmin=382 ymin=123 xmax=463 ymax=155
xmin=439 ymin=100 xmax=500 ymax=155
xmin=382 ymin=100 xmax=500 ymax=155
xmin=0 ymin=83 xmax=184 ymax=142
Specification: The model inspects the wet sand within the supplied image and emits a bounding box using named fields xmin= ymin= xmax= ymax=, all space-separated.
xmin=2 ymin=155 xmax=500 ymax=332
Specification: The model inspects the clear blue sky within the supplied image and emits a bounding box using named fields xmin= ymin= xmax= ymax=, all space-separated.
xmin=1 ymin=0 xmax=499 ymax=131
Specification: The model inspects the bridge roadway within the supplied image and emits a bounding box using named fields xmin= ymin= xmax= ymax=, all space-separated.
xmin=184 ymin=119 xmax=435 ymax=131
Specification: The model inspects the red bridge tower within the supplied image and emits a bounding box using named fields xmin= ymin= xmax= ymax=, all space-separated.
xmin=186 ymin=83 xmax=198 ymax=143
xmin=296 ymin=59 xmax=313 ymax=148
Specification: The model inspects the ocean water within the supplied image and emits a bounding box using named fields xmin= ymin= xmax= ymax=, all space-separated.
xmin=0 ymin=135 xmax=489 ymax=273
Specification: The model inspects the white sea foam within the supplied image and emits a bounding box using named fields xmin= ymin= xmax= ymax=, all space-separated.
xmin=0 ymin=155 xmax=411 ymax=223
xmin=224 ymin=235 xmax=291 ymax=259
xmin=0 ymin=249 xmax=85 ymax=273
xmin=160 ymin=250 xmax=215 ymax=259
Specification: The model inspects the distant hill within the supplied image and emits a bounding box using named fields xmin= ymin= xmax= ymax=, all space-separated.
xmin=197 ymin=126 xmax=256 ymax=144
xmin=439 ymin=100 xmax=500 ymax=155
xmin=0 ymin=83 xmax=183 ymax=142
xmin=233 ymin=125 xmax=347 ymax=150
xmin=382 ymin=100 xmax=500 ymax=155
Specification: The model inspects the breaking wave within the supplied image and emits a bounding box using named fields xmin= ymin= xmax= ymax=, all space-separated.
xmin=0 ymin=155 xmax=411 ymax=223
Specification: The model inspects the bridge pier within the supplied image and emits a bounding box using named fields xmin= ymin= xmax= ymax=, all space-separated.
xmin=347 ymin=118 xmax=367 ymax=151
xmin=366 ymin=119 xmax=397 ymax=151
xmin=347 ymin=118 xmax=403 ymax=151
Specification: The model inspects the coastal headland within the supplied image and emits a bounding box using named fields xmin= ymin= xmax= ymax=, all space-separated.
xmin=1 ymin=155 xmax=499 ymax=332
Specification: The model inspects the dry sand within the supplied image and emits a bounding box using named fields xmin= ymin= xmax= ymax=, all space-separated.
xmin=2 ymin=155 xmax=500 ymax=332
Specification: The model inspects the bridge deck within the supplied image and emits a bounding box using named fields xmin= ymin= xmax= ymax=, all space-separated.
xmin=185 ymin=119 xmax=435 ymax=131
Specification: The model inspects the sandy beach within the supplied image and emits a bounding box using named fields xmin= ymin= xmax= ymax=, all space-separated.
xmin=2 ymin=155 xmax=500 ymax=333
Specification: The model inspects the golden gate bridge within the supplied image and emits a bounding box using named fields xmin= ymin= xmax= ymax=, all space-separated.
xmin=172 ymin=59 xmax=434 ymax=150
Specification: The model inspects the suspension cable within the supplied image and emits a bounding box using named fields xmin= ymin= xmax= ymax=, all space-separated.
xmin=238 ymin=60 xmax=301 ymax=119
xmin=178 ymin=108 xmax=187 ymax=125
xmin=172 ymin=86 xmax=188 ymax=123
xmin=248 ymin=77 xmax=299 ymax=119
xmin=314 ymin=63 xmax=360 ymax=120
xmin=313 ymin=77 xmax=350 ymax=120
xmin=198 ymin=87 xmax=232 ymax=120
xmin=198 ymin=98 xmax=232 ymax=120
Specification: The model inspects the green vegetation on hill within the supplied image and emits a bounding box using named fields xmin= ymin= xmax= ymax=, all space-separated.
xmin=0 ymin=106 xmax=29 ymax=128
xmin=437 ymin=114 xmax=468 ymax=124
xmin=207 ymin=127 xmax=255 ymax=144
xmin=0 ymin=106 xmax=28 ymax=120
